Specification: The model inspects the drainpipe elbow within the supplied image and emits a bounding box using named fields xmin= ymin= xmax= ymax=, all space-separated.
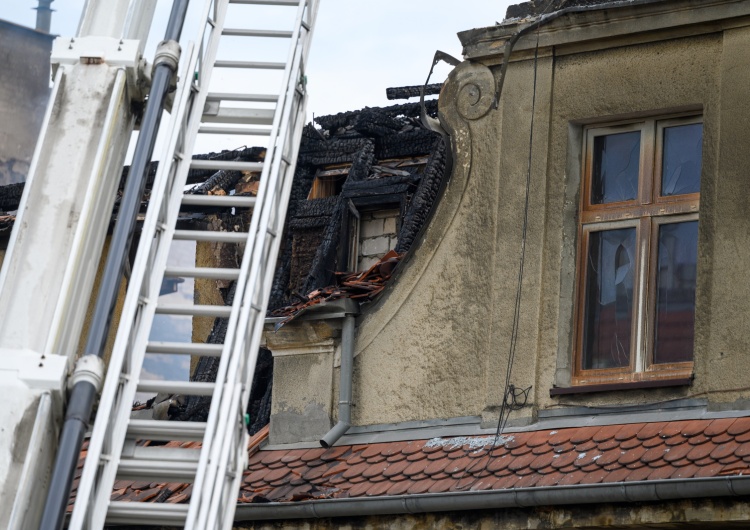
xmin=320 ymin=420 xmax=351 ymax=449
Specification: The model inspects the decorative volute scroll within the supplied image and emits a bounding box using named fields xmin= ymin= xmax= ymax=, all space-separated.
xmin=451 ymin=61 xmax=495 ymax=121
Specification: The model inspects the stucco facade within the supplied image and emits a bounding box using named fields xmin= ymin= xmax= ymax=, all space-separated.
xmin=268 ymin=0 xmax=750 ymax=436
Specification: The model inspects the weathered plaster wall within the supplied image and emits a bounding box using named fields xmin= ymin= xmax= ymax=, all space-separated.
xmin=336 ymin=12 xmax=750 ymax=427
xmin=351 ymin=62 xmax=501 ymax=425
xmin=536 ymin=33 xmax=724 ymax=411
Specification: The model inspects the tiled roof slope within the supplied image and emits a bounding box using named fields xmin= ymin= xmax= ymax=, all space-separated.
xmin=238 ymin=417 xmax=750 ymax=502
xmin=68 ymin=416 xmax=750 ymax=510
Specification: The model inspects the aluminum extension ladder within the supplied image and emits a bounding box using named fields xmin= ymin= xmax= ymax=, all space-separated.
xmin=69 ymin=0 xmax=318 ymax=527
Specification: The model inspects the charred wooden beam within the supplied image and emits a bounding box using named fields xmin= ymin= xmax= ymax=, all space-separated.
xmin=386 ymin=83 xmax=443 ymax=100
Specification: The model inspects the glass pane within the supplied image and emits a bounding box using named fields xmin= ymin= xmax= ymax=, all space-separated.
xmin=592 ymin=131 xmax=640 ymax=204
xmin=582 ymin=228 xmax=636 ymax=370
xmin=653 ymin=221 xmax=698 ymax=364
xmin=662 ymin=123 xmax=702 ymax=196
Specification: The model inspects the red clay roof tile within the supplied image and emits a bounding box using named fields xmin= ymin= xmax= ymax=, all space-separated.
xmin=574 ymin=439 xmax=598 ymax=452
xmin=636 ymin=422 xmax=664 ymax=440
xmin=727 ymin=417 xmax=750 ymax=436
xmin=592 ymin=425 xmax=620 ymax=443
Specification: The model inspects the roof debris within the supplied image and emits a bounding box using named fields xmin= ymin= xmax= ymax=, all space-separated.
xmin=271 ymin=250 xmax=402 ymax=327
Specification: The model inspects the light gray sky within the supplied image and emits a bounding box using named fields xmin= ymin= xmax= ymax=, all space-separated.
xmin=1 ymin=1 xmax=513 ymax=118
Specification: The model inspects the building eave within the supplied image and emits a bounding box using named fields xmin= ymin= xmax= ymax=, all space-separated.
xmin=235 ymin=475 xmax=750 ymax=522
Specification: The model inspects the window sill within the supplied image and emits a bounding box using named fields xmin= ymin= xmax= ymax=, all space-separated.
xmin=550 ymin=377 xmax=693 ymax=396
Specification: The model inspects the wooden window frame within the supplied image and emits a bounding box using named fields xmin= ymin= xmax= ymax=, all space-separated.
xmin=573 ymin=114 xmax=701 ymax=386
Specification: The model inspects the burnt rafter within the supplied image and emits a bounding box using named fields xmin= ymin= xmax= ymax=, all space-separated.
xmin=386 ymin=83 xmax=443 ymax=100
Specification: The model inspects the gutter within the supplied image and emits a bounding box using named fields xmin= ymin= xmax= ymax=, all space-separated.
xmin=235 ymin=476 xmax=750 ymax=521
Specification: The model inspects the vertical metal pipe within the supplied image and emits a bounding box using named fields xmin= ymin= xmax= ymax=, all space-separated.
xmin=38 ymin=1 xmax=189 ymax=528
xmin=320 ymin=314 xmax=355 ymax=448
xmin=35 ymin=0 xmax=54 ymax=33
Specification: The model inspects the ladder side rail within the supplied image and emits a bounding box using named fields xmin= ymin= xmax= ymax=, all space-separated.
xmin=88 ymin=75 xmax=201 ymax=529
xmin=196 ymin=5 xmax=317 ymax=525
xmin=69 ymin=41 xmax=200 ymax=530
xmin=186 ymin=0 xmax=315 ymax=521
xmin=211 ymin=94 xmax=310 ymax=529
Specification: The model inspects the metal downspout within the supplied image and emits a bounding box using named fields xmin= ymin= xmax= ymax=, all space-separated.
xmin=38 ymin=1 xmax=189 ymax=528
xmin=320 ymin=312 xmax=357 ymax=448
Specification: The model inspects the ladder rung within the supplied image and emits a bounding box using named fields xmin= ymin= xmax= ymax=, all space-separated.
xmin=203 ymin=106 xmax=275 ymax=126
xmin=155 ymin=304 xmax=232 ymax=317
xmin=222 ymin=28 xmax=293 ymax=38
xmin=215 ymin=60 xmax=286 ymax=70
xmin=118 ymin=456 xmax=198 ymax=482
xmin=182 ymin=194 xmax=257 ymax=208
xmin=137 ymin=380 xmax=216 ymax=396
xmin=165 ymin=266 xmax=240 ymax=281
xmin=126 ymin=419 xmax=206 ymax=442
xmin=190 ymin=159 xmax=264 ymax=172
xmin=128 ymin=419 xmax=206 ymax=441
xmin=107 ymin=502 xmax=189 ymax=526
xmin=173 ymin=230 xmax=247 ymax=243
xmin=199 ymin=125 xmax=271 ymax=136
xmin=146 ymin=341 xmax=224 ymax=357
xmin=229 ymin=0 xmax=301 ymax=5
xmin=206 ymin=92 xmax=278 ymax=103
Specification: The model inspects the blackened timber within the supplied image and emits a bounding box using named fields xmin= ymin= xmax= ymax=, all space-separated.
xmin=0 ymin=181 xmax=24 ymax=211
xmin=314 ymin=100 xmax=438 ymax=133
xmin=386 ymin=83 xmax=443 ymax=100
xmin=186 ymin=169 xmax=242 ymax=196
xmin=396 ymin=139 xmax=448 ymax=253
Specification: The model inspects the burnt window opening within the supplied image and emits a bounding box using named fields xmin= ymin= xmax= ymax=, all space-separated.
xmin=339 ymin=191 xmax=407 ymax=273
xmin=308 ymin=166 xmax=349 ymax=199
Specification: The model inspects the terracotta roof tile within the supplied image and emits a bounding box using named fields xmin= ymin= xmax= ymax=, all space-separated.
xmin=407 ymin=479 xmax=434 ymax=494
xmin=712 ymin=432 xmax=734 ymax=444
xmin=637 ymin=422 xmax=664 ymax=440
xmin=728 ymin=417 xmax=750 ymax=436
xmin=620 ymin=436 xmax=643 ymax=450
xmin=705 ymin=418 xmax=737 ymax=437
xmin=386 ymin=480 xmax=412 ymax=495
xmin=614 ymin=423 xmax=642 ymax=441
xmin=593 ymin=425 xmax=620 ymax=443
xmin=569 ymin=426 xmax=601 ymax=445
xmin=320 ymin=446 xmax=349 ymax=462
xmin=596 ymin=437 xmax=620 ymax=451
xmin=711 ymin=443 xmax=737 ymax=460
xmin=574 ymin=439 xmax=598 ymax=452
xmin=685 ymin=443 xmax=713 ymax=461
xmin=642 ymin=436 xmax=665 ymax=449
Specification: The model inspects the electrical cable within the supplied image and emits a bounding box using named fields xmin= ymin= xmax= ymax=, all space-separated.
xmin=456 ymin=9 xmax=550 ymax=488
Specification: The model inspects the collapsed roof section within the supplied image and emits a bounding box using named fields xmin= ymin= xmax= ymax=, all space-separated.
xmin=268 ymin=99 xmax=448 ymax=312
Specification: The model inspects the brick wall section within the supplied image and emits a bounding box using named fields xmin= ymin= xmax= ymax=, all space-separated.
xmin=358 ymin=208 xmax=399 ymax=271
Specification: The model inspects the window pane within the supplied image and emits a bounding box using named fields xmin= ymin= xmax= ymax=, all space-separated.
xmin=582 ymin=228 xmax=636 ymax=369
xmin=653 ymin=221 xmax=698 ymax=364
xmin=662 ymin=123 xmax=702 ymax=196
xmin=592 ymin=131 xmax=640 ymax=204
